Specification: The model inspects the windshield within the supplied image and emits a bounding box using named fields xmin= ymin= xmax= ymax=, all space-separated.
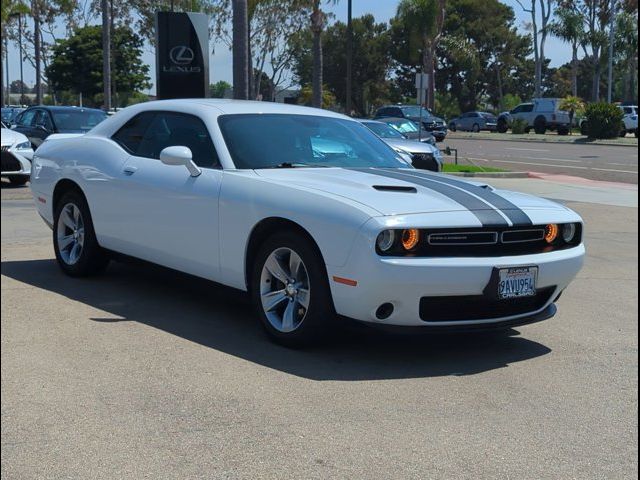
xmin=400 ymin=106 xmax=433 ymax=118
xmin=218 ymin=114 xmax=408 ymax=169
xmin=387 ymin=119 xmax=419 ymax=134
xmin=480 ymin=112 xmax=497 ymax=120
xmin=52 ymin=110 xmax=108 ymax=132
xmin=362 ymin=121 xmax=405 ymax=139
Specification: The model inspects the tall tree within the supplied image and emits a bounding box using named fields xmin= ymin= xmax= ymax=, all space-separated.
xmin=101 ymin=0 xmax=111 ymax=109
xmin=516 ymin=0 xmax=554 ymax=98
xmin=46 ymin=25 xmax=150 ymax=106
xmin=394 ymin=0 xmax=446 ymax=110
xmin=614 ymin=9 xmax=638 ymax=101
xmin=232 ymin=0 xmax=249 ymax=99
xmin=1 ymin=1 xmax=29 ymax=106
xmin=549 ymin=6 xmax=584 ymax=97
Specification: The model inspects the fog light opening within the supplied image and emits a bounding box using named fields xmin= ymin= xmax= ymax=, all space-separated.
xmin=375 ymin=303 xmax=394 ymax=320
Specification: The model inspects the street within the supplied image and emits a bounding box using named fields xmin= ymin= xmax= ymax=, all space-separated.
xmin=446 ymin=136 xmax=639 ymax=184
xmin=1 ymin=178 xmax=638 ymax=479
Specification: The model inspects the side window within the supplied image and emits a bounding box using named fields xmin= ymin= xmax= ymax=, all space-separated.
xmin=623 ymin=107 xmax=633 ymax=115
xmin=17 ymin=109 xmax=36 ymax=127
xmin=34 ymin=110 xmax=53 ymax=130
xmin=112 ymin=112 xmax=157 ymax=154
xmin=377 ymin=108 xmax=392 ymax=118
xmin=393 ymin=108 xmax=403 ymax=117
xmin=136 ymin=112 xmax=219 ymax=168
xmin=522 ymin=104 xmax=534 ymax=113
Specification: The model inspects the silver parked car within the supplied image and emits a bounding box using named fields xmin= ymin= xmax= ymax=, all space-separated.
xmin=359 ymin=119 xmax=443 ymax=172
xmin=449 ymin=111 xmax=498 ymax=132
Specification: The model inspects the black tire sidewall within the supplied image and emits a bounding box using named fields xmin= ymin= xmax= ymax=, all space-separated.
xmin=53 ymin=190 xmax=107 ymax=277
xmin=250 ymin=231 xmax=334 ymax=347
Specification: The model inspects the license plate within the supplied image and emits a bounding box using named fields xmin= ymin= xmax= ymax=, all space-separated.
xmin=498 ymin=266 xmax=538 ymax=299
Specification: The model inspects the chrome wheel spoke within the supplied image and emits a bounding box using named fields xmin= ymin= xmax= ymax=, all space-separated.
xmin=58 ymin=234 xmax=75 ymax=250
xmin=265 ymin=254 xmax=290 ymax=284
xmin=282 ymin=300 xmax=296 ymax=332
xmin=289 ymin=251 xmax=303 ymax=282
xmin=262 ymin=290 xmax=288 ymax=312
xmin=297 ymin=288 xmax=310 ymax=309
xmin=69 ymin=242 xmax=81 ymax=263
xmin=61 ymin=208 xmax=75 ymax=229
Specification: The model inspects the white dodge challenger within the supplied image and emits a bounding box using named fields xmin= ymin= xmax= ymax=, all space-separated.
xmin=30 ymin=100 xmax=585 ymax=346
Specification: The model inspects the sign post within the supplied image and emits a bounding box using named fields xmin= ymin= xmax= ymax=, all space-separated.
xmin=415 ymin=72 xmax=430 ymax=141
xmin=155 ymin=12 xmax=210 ymax=99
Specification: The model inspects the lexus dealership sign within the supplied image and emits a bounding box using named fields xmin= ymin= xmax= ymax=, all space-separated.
xmin=155 ymin=12 xmax=210 ymax=99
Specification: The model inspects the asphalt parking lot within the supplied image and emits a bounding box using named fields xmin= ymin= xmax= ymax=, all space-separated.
xmin=1 ymin=177 xmax=638 ymax=479
xmin=446 ymin=136 xmax=638 ymax=184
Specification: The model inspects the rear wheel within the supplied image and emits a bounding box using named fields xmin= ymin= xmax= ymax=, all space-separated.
xmin=534 ymin=116 xmax=547 ymax=135
xmin=251 ymin=231 xmax=334 ymax=347
xmin=53 ymin=190 xmax=109 ymax=277
xmin=497 ymin=119 xmax=508 ymax=133
xmin=472 ymin=123 xmax=480 ymax=133
xmin=580 ymin=121 xmax=589 ymax=136
xmin=449 ymin=122 xmax=457 ymax=132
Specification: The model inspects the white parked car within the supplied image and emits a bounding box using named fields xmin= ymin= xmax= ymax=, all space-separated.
xmin=619 ymin=105 xmax=638 ymax=137
xmin=30 ymin=100 xmax=585 ymax=346
xmin=1 ymin=122 xmax=34 ymax=185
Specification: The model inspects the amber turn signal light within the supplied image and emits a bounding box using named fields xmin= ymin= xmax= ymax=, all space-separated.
xmin=401 ymin=229 xmax=420 ymax=250
xmin=545 ymin=224 xmax=559 ymax=244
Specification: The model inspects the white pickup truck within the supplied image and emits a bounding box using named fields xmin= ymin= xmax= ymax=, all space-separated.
xmin=497 ymin=98 xmax=571 ymax=135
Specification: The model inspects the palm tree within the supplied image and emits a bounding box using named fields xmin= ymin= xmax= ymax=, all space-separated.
xmin=559 ymin=96 xmax=585 ymax=135
xmin=232 ymin=0 xmax=249 ymax=99
xmin=396 ymin=0 xmax=446 ymax=110
xmin=549 ymin=8 xmax=584 ymax=98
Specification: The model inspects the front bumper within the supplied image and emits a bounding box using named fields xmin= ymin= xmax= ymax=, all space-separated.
xmin=1 ymin=148 xmax=32 ymax=177
xmin=328 ymin=223 xmax=585 ymax=328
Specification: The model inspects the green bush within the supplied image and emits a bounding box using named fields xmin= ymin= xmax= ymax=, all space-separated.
xmin=511 ymin=118 xmax=528 ymax=134
xmin=583 ymin=103 xmax=624 ymax=139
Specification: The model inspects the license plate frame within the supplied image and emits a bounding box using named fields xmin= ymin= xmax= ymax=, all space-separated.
xmin=484 ymin=266 xmax=539 ymax=300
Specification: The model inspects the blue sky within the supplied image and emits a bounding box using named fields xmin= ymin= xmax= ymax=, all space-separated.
xmin=4 ymin=0 xmax=572 ymax=94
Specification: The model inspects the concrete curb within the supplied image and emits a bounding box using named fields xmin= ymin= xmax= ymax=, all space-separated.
xmin=447 ymin=133 xmax=638 ymax=148
xmin=446 ymin=171 xmax=530 ymax=179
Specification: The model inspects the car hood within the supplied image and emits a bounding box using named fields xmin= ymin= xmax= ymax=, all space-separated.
xmin=382 ymin=138 xmax=439 ymax=154
xmin=0 ymin=128 xmax=28 ymax=147
xmin=254 ymin=168 xmax=567 ymax=221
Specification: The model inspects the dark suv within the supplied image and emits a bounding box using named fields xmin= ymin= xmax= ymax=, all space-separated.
xmin=374 ymin=105 xmax=448 ymax=142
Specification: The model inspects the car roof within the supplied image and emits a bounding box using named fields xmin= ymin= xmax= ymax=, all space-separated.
xmin=24 ymin=105 xmax=106 ymax=113
xmin=376 ymin=116 xmax=415 ymax=123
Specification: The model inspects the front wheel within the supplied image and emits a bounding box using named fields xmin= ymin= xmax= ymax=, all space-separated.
xmin=497 ymin=119 xmax=508 ymax=133
xmin=251 ymin=231 xmax=334 ymax=347
xmin=472 ymin=123 xmax=480 ymax=133
xmin=53 ymin=190 xmax=109 ymax=277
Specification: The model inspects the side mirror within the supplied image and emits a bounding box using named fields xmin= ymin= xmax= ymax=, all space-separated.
xmin=159 ymin=146 xmax=201 ymax=177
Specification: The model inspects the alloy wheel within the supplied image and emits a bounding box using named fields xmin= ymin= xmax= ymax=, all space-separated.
xmin=56 ymin=203 xmax=85 ymax=265
xmin=260 ymin=247 xmax=310 ymax=333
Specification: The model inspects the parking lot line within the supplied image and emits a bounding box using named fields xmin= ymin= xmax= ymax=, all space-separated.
xmin=490 ymin=159 xmax=638 ymax=174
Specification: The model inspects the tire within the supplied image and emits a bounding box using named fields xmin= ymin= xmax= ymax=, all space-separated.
xmin=619 ymin=129 xmax=627 ymax=138
xmin=449 ymin=123 xmax=457 ymax=132
xmin=533 ymin=116 xmax=547 ymax=135
xmin=472 ymin=123 xmax=480 ymax=133
xmin=53 ymin=190 xmax=109 ymax=277
xmin=250 ymin=231 xmax=334 ymax=347
xmin=635 ymin=129 xmax=638 ymax=138
xmin=9 ymin=176 xmax=29 ymax=186
xmin=497 ymin=119 xmax=508 ymax=133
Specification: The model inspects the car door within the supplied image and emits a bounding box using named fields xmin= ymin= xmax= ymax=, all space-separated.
xmin=31 ymin=109 xmax=54 ymax=147
xmin=109 ymin=111 xmax=223 ymax=280
xmin=458 ymin=113 xmax=470 ymax=131
xmin=12 ymin=108 xmax=37 ymax=147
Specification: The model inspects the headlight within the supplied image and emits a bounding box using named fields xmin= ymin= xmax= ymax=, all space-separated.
xmin=562 ymin=223 xmax=577 ymax=243
xmin=14 ymin=141 xmax=31 ymax=150
xmin=376 ymin=230 xmax=396 ymax=252
xmin=544 ymin=224 xmax=559 ymax=244
xmin=401 ymin=229 xmax=420 ymax=251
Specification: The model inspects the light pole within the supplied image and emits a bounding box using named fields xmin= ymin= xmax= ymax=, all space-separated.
xmin=607 ymin=0 xmax=616 ymax=103
xmin=346 ymin=0 xmax=353 ymax=115
xmin=4 ymin=36 xmax=9 ymax=105
xmin=18 ymin=14 xmax=24 ymax=105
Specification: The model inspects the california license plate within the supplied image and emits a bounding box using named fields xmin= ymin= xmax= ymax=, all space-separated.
xmin=498 ymin=266 xmax=538 ymax=299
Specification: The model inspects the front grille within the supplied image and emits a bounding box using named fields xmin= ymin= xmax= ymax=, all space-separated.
xmin=411 ymin=153 xmax=438 ymax=171
xmin=419 ymin=287 xmax=556 ymax=322
xmin=1 ymin=145 xmax=10 ymax=152
xmin=1 ymin=151 xmax=22 ymax=172
xmin=377 ymin=225 xmax=582 ymax=257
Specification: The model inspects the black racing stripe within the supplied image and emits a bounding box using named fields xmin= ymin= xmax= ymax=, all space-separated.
xmin=354 ymin=168 xmax=509 ymax=227
xmin=402 ymin=169 xmax=533 ymax=226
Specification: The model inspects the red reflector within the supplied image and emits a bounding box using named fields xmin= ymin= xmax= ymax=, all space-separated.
xmin=38 ymin=197 xmax=46 ymax=204
xmin=333 ymin=276 xmax=358 ymax=287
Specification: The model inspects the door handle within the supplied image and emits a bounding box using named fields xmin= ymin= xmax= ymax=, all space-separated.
xmin=123 ymin=165 xmax=138 ymax=175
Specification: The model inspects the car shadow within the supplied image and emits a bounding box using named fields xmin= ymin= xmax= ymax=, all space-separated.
xmin=1 ymin=258 xmax=552 ymax=381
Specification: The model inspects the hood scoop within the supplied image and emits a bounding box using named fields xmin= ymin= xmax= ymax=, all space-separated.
xmin=373 ymin=185 xmax=417 ymax=193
